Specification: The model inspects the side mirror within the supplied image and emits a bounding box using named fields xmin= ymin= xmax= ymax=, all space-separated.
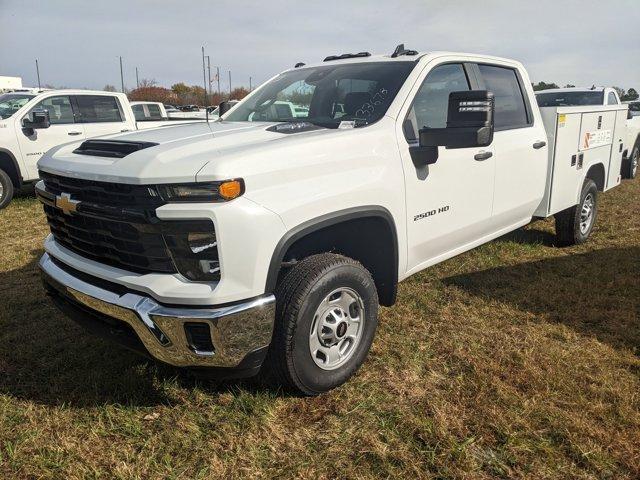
xmin=218 ymin=101 xmax=234 ymax=117
xmin=410 ymin=90 xmax=495 ymax=167
xmin=23 ymin=109 xmax=51 ymax=131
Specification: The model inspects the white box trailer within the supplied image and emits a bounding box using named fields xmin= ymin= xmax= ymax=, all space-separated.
xmin=535 ymin=104 xmax=628 ymax=218
xmin=0 ymin=76 xmax=23 ymax=92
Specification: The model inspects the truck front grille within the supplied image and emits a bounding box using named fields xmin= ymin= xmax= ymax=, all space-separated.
xmin=38 ymin=172 xmax=220 ymax=280
xmin=42 ymin=203 xmax=176 ymax=274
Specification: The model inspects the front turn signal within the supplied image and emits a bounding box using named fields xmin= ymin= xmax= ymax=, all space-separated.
xmin=219 ymin=180 xmax=243 ymax=200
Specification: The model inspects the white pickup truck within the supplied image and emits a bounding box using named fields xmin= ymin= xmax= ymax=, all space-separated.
xmin=36 ymin=47 xmax=630 ymax=395
xmin=536 ymin=87 xmax=640 ymax=179
xmin=0 ymin=90 xmax=204 ymax=209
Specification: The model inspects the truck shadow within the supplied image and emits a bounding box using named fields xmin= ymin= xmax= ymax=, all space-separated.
xmin=443 ymin=247 xmax=640 ymax=354
xmin=0 ymin=252 xmax=280 ymax=408
xmin=496 ymin=227 xmax=556 ymax=247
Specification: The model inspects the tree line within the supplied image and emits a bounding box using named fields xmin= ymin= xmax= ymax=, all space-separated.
xmin=532 ymin=81 xmax=638 ymax=101
xmin=104 ymin=79 xmax=250 ymax=106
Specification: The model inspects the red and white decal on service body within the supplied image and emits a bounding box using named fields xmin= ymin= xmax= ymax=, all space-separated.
xmin=581 ymin=129 xmax=612 ymax=150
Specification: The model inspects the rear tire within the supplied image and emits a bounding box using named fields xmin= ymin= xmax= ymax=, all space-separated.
xmin=0 ymin=169 xmax=14 ymax=210
xmin=555 ymin=179 xmax=598 ymax=246
xmin=626 ymin=144 xmax=638 ymax=180
xmin=264 ymin=253 xmax=379 ymax=396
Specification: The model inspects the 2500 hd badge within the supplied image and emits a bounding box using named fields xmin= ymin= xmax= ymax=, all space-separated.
xmin=414 ymin=205 xmax=450 ymax=222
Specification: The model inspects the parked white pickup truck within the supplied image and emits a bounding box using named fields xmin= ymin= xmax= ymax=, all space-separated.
xmin=36 ymin=47 xmax=630 ymax=395
xmin=0 ymin=90 xmax=204 ymax=209
xmin=536 ymin=87 xmax=639 ymax=179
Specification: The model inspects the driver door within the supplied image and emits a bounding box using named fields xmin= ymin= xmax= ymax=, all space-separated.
xmin=397 ymin=62 xmax=496 ymax=274
xmin=17 ymin=95 xmax=85 ymax=180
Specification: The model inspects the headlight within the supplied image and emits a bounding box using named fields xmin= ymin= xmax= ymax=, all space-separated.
xmin=157 ymin=179 xmax=244 ymax=203
xmin=162 ymin=220 xmax=220 ymax=282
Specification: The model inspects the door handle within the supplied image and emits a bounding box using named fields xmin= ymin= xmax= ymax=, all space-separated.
xmin=474 ymin=151 xmax=493 ymax=161
xmin=533 ymin=141 xmax=546 ymax=149
xmin=121 ymin=129 xmax=131 ymax=132
xmin=67 ymin=131 xmax=82 ymax=136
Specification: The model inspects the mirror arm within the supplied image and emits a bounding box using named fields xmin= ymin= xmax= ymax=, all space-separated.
xmin=409 ymin=145 xmax=438 ymax=168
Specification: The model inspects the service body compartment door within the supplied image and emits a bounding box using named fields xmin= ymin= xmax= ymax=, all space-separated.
xmin=546 ymin=111 xmax=583 ymax=215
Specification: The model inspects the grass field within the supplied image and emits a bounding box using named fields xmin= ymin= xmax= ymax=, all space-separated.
xmin=0 ymin=179 xmax=638 ymax=479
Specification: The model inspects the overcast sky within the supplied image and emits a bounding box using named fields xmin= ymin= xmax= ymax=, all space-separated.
xmin=1 ymin=0 xmax=638 ymax=92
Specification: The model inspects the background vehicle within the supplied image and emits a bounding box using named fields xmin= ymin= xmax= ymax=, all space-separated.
xmin=626 ymin=101 xmax=640 ymax=117
xmin=167 ymin=104 xmax=207 ymax=119
xmin=36 ymin=49 xmax=629 ymax=395
xmin=0 ymin=90 xmax=204 ymax=209
xmin=130 ymin=101 xmax=205 ymax=129
xmin=536 ymin=87 xmax=639 ymax=179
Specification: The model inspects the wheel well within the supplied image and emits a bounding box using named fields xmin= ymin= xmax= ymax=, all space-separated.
xmin=0 ymin=150 xmax=22 ymax=188
xmin=267 ymin=209 xmax=399 ymax=306
xmin=586 ymin=163 xmax=605 ymax=191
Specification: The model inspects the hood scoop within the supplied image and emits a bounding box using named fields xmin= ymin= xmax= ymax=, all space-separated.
xmin=266 ymin=122 xmax=324 ymax=134
xmin=73 ymin=139 xmax=159 ymax=158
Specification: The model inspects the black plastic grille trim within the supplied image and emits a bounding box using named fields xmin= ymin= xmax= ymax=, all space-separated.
xmin=40 ymin=171 xmax=164 ymax=208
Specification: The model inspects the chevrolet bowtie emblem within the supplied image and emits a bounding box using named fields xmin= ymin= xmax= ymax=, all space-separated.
xmin=55 ymin=192 xmax=80 ymax=215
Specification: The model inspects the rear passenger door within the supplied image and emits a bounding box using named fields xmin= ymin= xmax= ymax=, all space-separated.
xmin=73 ymin=95 xmax=130 ymax=138
xmin=475 ymin=63 xmax=548 ymax=225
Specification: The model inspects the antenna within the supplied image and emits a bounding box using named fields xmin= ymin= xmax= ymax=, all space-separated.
xmin=391 ymin=44 xmax=418 ymax=58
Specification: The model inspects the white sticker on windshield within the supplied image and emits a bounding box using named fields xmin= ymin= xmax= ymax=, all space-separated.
xmin=339 ymin=121 xmax=356 ymax=129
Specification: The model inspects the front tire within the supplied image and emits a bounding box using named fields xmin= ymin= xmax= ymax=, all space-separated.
xmin=0 ymin=169 xmax=14 ymax=210
xmin=555 ymin=179 xmax=598 ymax=246
xmin=264 ymin=253 xmax=379 ymax=395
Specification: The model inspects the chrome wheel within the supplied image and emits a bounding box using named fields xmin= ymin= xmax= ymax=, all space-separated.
xmin=632 ymin=148 xmax=638 ymax=178
xmin=309 ymin=287 xmax=365 ymax=370
xmin=580 ymin=193 xmax=595 ymax=234
xmin=0 ymin=182 xmax=3 ymax=200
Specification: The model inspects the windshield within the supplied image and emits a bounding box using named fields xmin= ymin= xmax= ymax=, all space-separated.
xmin=225 ymin=61 xmax=415 ymax=128
xmin=629 ymin=102 xmax=640 ymax=116
xmin=0 ymin=93 xmax=36 ymax=119
xmin=536 ymin=91 xmax=604 ymax=107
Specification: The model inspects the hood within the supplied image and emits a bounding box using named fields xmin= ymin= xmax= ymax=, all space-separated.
xmin=37 ymin=120 xmax=341 ymax=184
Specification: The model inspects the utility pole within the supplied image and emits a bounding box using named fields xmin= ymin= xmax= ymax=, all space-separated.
xmin=119 ymin=56 xmax=125 ymax=93
xmin=228 ymin=70 xmax=232 ymax=95
xmin=136 ymin=67 xmax=139 ymax=89
xmin=216 ymin=66 xmax=221 ymax=96
xmin=205 ymin=56 xmax=212 ymax=97
xmin=249 ymin=76 xmax=252 ymax=91
xmin=201 ymin=46 xmax=207 ymax=106
xmin=35 ymin=59 xmax=41 ymax=89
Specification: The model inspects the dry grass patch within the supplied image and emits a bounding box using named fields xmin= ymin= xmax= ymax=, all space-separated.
xmin=0 ymin=181 xmax=638 ymax=479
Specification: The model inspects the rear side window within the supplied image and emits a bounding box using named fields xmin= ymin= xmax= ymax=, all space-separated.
xmin=146 ymin=104 xmax=163 ymax=120
xmin=131 ymin=104 xmax=145 ymax=121
xmin=478 ymin=65 xmax=529 ymax=129
xmin=607 ymin=92 xmax=618 ymax=105
xmin=75 ymin=95 xmax=123 ymax=123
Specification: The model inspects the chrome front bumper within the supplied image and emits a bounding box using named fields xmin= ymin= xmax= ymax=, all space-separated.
xmin=39 ymin=253 xmax=276 ymax=370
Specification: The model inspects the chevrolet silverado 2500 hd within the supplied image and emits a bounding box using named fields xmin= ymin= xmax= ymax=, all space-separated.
xmin=0 ymin=90 xmax=203 ymax=209
xmin=36 ymin=47 xmax=629 ymax=395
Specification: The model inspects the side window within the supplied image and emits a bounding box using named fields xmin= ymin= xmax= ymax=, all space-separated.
xmin=31 ymin=96 xmax=75 ymax=125
xmin=131 ymin=104 xmax=145 ymax=121
xmin=607 ymin=92 xmax=618 ymax=105
xmin=146 ymin=104 xmax=163 ymax=120
xmin=405 ymin=63 xmax=470 ymax=140
xmin=477 ymin=64 xmax=529 ymax=129
xmin=75 ymin=95 xmax=124 ymax=123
